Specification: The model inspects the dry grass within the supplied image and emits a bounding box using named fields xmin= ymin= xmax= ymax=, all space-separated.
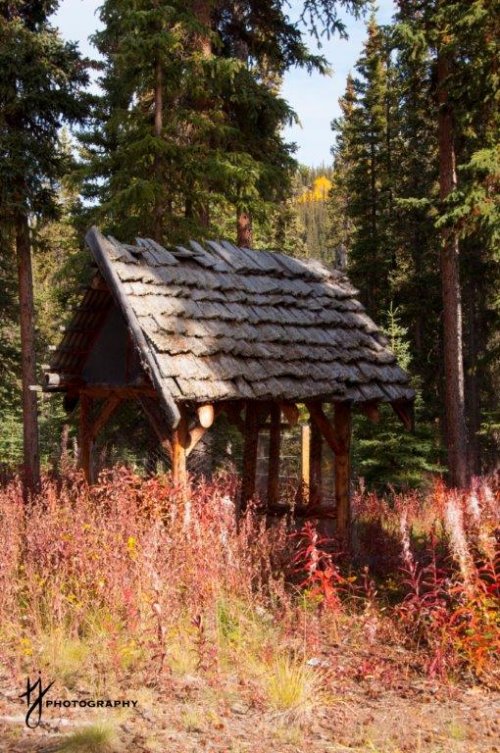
xmin=0 ymin=468 xmax=497 ymax=752
xmin=53 ymin=721 xmax=121 ymax=753
xmin=264 ymin=655 xmax=331 ymax=723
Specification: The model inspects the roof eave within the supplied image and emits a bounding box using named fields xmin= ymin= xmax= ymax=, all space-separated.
xmin=85 ymin=226 xmax=181 ymax=430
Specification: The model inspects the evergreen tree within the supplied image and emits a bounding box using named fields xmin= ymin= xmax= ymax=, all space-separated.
xmin=330 ymin=17 xmax=397 ymax=320
xmin=395 ymin=0 xmax=499 ymax=484
xmin=330 ymin=1 xmax=499 ymax=485
xmin=390 ymin=13 xmax=441 ymax=420
xmin=81 ymin=0 xmax=302 ymax=243
xmin=80 ymin=0 xmax=370 ymax=245
xmin=352 ymin=305 xmax=443 ymax=492
xmin=0 ymin=1 xmax=88 ymax=490
xmin=271 ymin=171 xmax=308 ymax=257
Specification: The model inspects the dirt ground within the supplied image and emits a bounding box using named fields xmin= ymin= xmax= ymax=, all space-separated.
xmin=1 ymin=651 xmax=499 ymax=753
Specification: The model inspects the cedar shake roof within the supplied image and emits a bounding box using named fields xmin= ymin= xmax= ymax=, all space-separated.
xmin=47 ymin=227 xmax=415 ymax=428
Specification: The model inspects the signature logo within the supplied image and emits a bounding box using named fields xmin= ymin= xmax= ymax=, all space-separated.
xmin=19 ymin=673 xmax=55 ymax=729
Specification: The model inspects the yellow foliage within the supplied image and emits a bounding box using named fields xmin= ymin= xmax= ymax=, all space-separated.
xmin=297 ymin=175 xmax=332 ymax=204
xmin=126 ymin=536 xmax=137 ymax=560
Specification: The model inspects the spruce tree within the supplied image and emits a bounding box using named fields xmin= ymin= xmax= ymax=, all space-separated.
xmin=330 ymin=1 xmax=498 ymax=484
xmin=390 ymin=12 xmax=441 ymax=420
xmin=394 ymin=0 xmax=499 ymax=485
xmin=81 ymin=0 xmax=370 ymax=245
xmin=0 ymin=1 xmax=88 ymax=490
xmin=330 ymin=17 xmax=396 ymax=320
xmin=352 ymin=306 xmax=443 ymax=492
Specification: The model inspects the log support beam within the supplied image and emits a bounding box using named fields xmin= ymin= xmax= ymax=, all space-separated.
xmin=281 ymin=402 xmax=299 ymax=427
xmin=197 ymin=403 xmax=215 ymax=429
xmin=309 ymin=418 xmax=322 ymax=506
xmin=171 ymin=418 xmax=188 ymax=491
xmin=334 ymin=402 xmax=352 ymax=539
xmin=301 ymin=424 xmax=311 ymax=497
xmin=306 ymin=401 xmax=345 ymax=455
xmin=267 ymin=404 xmax=281 ymax=507
xmin=139 ymin=398 xmax=220 ymax=467
xmin=90 ymin=395 xmax=122 ymax=441
xmin=79 ymin=393 xmax=93 ymax=482
xmin=240 ymin=402 xmax=259 ymax=516
xmin=138 ymin=396 xmax=172 ymax=456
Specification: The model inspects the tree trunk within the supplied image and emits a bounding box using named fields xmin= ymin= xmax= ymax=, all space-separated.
xmin=15 ymin=214 xmax=40 ymax=494
xmin=190 ymin=0 xmax=212 ymax=229
xmin=233 ymin=7 xmax=252 ymax=248
xmin=436 ymin=52 xmax=469 ymax=488
xmin=193 ymin=0 xmax=212 ymax=57
xmin=237 ymin=210 xmax=253 ymax=247
xmin=464 ymin=273 xmax=481 ymax=475
xmin=153 ymin=57 xmax=163 ymax=242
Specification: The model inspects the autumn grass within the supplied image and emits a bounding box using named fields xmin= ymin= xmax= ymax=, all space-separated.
xmin=263 ymin=655 xmax=330 ymax=722
xmin=53 ymin=721 xmax=121 ymax=753
xmin=0 ymin=467 xmax=498 ymax=725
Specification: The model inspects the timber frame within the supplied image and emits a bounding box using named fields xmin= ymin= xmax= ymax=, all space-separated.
xmin=44 ymin=228 xmax=415 ymax=536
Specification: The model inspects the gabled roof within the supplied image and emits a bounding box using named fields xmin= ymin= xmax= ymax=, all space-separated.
xmin=48 ymin=227 xmax=414 ymax=429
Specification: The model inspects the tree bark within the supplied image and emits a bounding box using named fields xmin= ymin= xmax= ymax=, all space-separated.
xmin=232 ymin=6 xmax=252 ymax=248
xmin=15 ymin=214 xmax=40 ymax=494
xmin=190 ymin=0 xmax=212 ymax=229
xmin=153 ymin=57 xmax=163 ymax=243
xmin=237 ymin=210 xmax=253 ymax=247
xmin=437 ymin=52 xmax=469 ymax=488
xmin=464 ymin=274 xmax=481 ymax=475
xmin=193 ymin=0 xmax=212 ymax=57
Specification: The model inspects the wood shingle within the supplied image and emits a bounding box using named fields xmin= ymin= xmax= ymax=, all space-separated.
xmin=47 ymin=227 xmax=415 ymax=423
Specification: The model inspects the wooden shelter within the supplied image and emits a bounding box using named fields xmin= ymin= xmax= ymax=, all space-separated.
xmin=45 ymin=227 xmax=415 ymax=535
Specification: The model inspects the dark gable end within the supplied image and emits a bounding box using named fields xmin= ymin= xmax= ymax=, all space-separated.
xmin=46 ymin=227 xmax=415 ymax=428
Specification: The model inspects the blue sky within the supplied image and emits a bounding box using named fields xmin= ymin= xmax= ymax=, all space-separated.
xmin=53 ymin=0 xmax=395 ymax=167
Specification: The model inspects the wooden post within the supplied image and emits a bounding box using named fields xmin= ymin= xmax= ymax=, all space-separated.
xmin=334 ymin=402 xmax=352 ymax=538
xmin=281 ymin=402 xmax=299 ymax=427
xmin=267 ymin=404 xmax=281 ymax=507
xmin=240 ymin=402 xmax=259 ymax=515
xmin=309 ymin=418 xmax=322 ymax=506
xmin=79 ymin=393 xmax=93 ymax=482
xmin=171 ymin=428 xmax=187 ymax=488
xmin=301 ymin=424 xmax=311 ymax=500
